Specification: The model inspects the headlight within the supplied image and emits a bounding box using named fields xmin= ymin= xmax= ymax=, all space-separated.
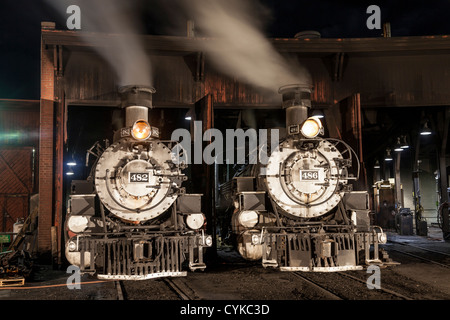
xmin=251 ymin=234 xmax=260 ymax=245
xmin=198 ymin=235 xmax=213 ymax=247
xmin=205 ymin=235 xmax=213 ymax=247
xmin=238 ymin=210 xmax=259 ymax=228
xmin=378 ymin=232 xmax=387 ymax=244
xmin=132 ymin=120 xmax=151 ymax=140
xmin=300 ymin=116 xmax=323 ymax=138
xmin=67 ymin=215 xmax=89 ymax=233
xmin=67 ymin=241 xmax=77 ymax=252
xmin=186 ymin=213 xmax=205 ymax=230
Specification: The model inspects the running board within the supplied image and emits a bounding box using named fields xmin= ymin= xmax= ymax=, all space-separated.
xmin=280 ymin=266 xmax=364 ymax=272
xmin=98 ymin=271 xmax=187 ymax=280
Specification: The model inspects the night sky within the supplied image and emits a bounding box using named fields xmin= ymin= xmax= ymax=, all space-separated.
xmin=1 ymin=0 xmax=450 ymax=100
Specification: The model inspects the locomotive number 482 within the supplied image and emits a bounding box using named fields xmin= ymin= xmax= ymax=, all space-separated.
xmin=129 ymin=172 xmax=149 ymax=182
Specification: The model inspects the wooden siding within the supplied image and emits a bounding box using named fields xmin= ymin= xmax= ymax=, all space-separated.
xmin=64 ymin=51 xmax=195 ymax=106
xmin=63 ymin=51 xmax=119 ymax=102
xmin=43 ymin=30 xmax=450 ymax=109
xmin=0 ymin=148 xmax=34 ymax=232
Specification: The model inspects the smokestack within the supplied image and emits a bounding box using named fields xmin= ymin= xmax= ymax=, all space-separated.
xmin=119 ymin=85 xmax=156 ymax=126
xmin=278 ymin=84 xmax=312 ymax=130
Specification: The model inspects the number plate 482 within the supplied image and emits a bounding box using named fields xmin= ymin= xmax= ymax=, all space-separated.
xmin=129 ymin=172 xmax=149 ymax=183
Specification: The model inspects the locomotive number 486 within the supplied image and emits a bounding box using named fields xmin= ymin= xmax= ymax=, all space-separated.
xmin=300 ymin=170 xmax=319 ymax=181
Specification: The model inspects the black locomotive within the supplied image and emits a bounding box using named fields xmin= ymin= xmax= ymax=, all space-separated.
xmin=225 ymin=85 xmax=393 ymax=271
xmin=65 ymin=86 xmax=212 ymax=280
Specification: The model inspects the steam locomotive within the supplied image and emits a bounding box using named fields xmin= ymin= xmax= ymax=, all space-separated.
xmin=64 ymin=86 xmax=212 ymax=280
xmin=227 ymin=84 xmax=391 ymax=271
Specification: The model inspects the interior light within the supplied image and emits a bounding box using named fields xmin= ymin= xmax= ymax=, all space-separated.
xmin=132 ymin=120 xmax=151 ymax=140
xmin=374 ymin=160 xmax=380 ymax=169
xmin=400 ymin=135 xmax=409 ymax=149
xmin=311 ymin=109 xmax=325 ymax=119
xmin=394 ymin=137 xmax=403 ymax=152
xmin=185 ymin=107 xmax=195 ymax=121
xmin=385 ymin=148 xmax=393 ymax=161
xmin=300 ymin=116 xmax=323 ymax=138
xmin=420 ymin=122 xmax=432 ymax=136
xmin=66 ymin=167 xmax=74 ymax=176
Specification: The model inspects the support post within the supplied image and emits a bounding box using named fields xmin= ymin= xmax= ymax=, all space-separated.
xmin=394 ymin=152 xmax=403 ymax=209
xmin=38 ymin=22 xmax=56 ymax=260
xmin=340 ymin=93 xmax=367 ymax=191
xmin=439 ymin=107 xmax=449 ymax=240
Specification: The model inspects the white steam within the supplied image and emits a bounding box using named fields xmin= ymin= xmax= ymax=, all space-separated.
xmin=179 ymin=0 xmax=311 ymax=92
xmin=45 ymin=0 xmax=152 ymax=87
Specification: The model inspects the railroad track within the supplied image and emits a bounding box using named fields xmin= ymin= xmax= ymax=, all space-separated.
xmin=388 ymin=240 xmax=450 ymax=269
xmin=115 ymin=280 xmax=125 ymax=300
xmin=335 ymin=272 xmax=413 ymax=300
xmin=389 ymin=241 xmax=450 ymax=257
xmin=293 ymin=271 xmax=414 ymax=300
xmin=163 ymin=278 xmax=194 ymax=300
xmin=292 ymin=272 xmax=343 ymax=300
xmin=115 ymin=277 xmax=194 ymax=300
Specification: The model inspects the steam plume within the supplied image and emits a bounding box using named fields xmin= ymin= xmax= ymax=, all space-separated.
xmin=45 ymin=0 xmax=152 ymax=87
xmin=178 ymin=0 xmax=311 ymax=92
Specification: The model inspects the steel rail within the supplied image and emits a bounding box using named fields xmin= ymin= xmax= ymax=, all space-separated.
xmin=389 ymin=249 xmax=450 ymax=269
xmin=336 ymin=272 xmax=413 ymax=300
xmin=292 ymin=272 xmax=343 ymax=300
xmin=115 ymin=281 xmax=125 ymax=300
xmin=163 ymin=278 xmax=192 ymax=300
xmin=388 ymin=240 xmax=450 ymax=257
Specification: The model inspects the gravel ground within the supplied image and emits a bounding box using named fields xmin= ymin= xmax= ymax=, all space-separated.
xmin=1 ymin=228 xmax=449 ymax=302
xmin=0 ymin=266 xmax=117 ymax=300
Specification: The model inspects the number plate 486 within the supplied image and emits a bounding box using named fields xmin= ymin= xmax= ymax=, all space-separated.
xmin=300 ymin=170 xmax=319 ymax=181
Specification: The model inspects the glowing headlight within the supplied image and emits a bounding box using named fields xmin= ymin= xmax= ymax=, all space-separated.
xmin=132 ymin=120 xmax=151 ymax=140
xmin=300 ymin=116 xmax=323 ymax=138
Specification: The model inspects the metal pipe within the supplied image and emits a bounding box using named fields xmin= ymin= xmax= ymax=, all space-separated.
xmin=125 ymin=106 xmax=148 ymax=126
xmin=278 ymin=84 xmax=312 ymax=130
xmin=118 ymin=85 xmax=156 ymax=126
xmin=286 ymin=105 xmax=308 ymax=129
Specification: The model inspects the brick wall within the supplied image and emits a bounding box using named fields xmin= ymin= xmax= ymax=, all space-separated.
xmin=38 ymin=25 xmax=55 ymax=255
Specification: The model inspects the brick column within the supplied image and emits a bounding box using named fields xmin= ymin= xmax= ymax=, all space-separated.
xmin=38 ymin=22 xmax=55 ymax=258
